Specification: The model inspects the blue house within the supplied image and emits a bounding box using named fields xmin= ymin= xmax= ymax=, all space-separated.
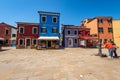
xmin=38 ymin=11 xmax=60 ymax=49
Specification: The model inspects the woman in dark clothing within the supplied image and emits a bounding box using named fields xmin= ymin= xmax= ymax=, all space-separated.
xmin=111 ymin=41 xmax=119 ymax=58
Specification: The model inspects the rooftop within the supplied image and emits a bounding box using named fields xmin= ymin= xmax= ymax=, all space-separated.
xmin=16 ymin=22 xmax=39 ymax=25
xmin=0 ymin=22 xmax=17 ymax=29
xmin=38 ymin=11 xmax=60 ymax=16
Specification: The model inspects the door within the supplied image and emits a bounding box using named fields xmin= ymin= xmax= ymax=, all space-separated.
xmin=68 ymin=38 xmax=73 ymax=47
xmin=26 ymin=39 xmax=31 ymax=48
xmin=48 ymin=41 xmax=51 ymax=48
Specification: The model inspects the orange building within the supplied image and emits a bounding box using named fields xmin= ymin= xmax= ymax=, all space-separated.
xmin=82 ymin=16 xmax=114 ymax=43
xmin=112 ymin=20 xmax=120 ymax=46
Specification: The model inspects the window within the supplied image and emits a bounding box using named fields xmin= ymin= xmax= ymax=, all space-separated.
xmin=19 ymin=27 xmax=24 ymax=34
xmin=32 ymin=39 xmax=37 ymax=45
xmin=52 ymin=17 xmax=57 ymax=23
xmin=19 ymin=39 xmax=24 ymax=45
xmin=12 ymin=34 xmax=16 ymax=37
xmin=5 ymin=39 xmax=8 ymax=44
xmin=5 ymin=29 xmax=9 ymax=35
xmin=98 ymin=27 xmax=103 ymax=33
xmin=109 ymin=39 xmax=113 ymax=42
xmin=98 ymin=19 xmax=103 ymax=23
xmin=75 ymin=39 xmax=77 ymax=43
xmin=79 ymin=31 xmax=82 ymax=35
xmin=68 ymin=30 xmax=70 ymax=35
xmin=41 ymin=27 xmax=47 ymax=33
xmin=32 ymin=27 xmax=38 ymax=34
xmin=41 ymin=16 xmax=46 ymax=22
xmin=85 ymin=31 xmax=89 ymax=36
xmin=108 ymin=19 xmax=112 ymax=23
xmin=12 ymin=40 xmax=16 ymax=44
xmin=108 ymin=28 xmax=113 ymax=33
xmin=74 ymin=30 xmax=77 ymax=35
xmin=52 ymin=27 xmax=57 ymax=33
xmin=104 ymin=39 xmax=107 ymax=42
xmin=99 ymin=39 xmax=102 ymax=43
xmin=91 ymin=34 xmax=97 ymax=37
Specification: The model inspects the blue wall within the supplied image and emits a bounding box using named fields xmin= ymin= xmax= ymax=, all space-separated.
xmin=39 ymin=12 xmax=60 ymax=37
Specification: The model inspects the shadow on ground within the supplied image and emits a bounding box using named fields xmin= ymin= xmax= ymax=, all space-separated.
xmin=0 ymin=49 xmax=10 ymax=52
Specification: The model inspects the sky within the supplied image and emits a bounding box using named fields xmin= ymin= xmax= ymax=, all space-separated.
xmin=0 ymin=0 xmax=120 ymax=27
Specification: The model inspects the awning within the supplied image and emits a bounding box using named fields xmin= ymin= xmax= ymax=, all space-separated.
xmin=80 ymin=36 xmax=98 ymax=40
xmin=38 ymin=36 xmax=59 ymax=40
xmin=0 ymin=37 xmax=4 ymax=40
xmin=10 ymin=38 xmax=16 ymax=40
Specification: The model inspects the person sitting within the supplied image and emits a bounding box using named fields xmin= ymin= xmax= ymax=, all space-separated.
xmin=104 ymin=40 xmax=115 ymax=58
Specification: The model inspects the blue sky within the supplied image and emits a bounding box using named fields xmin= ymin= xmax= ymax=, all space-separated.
xmin=0 ymin=0 xmax=120 ymax=27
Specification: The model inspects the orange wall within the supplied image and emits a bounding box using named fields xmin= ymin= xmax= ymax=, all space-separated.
xmin=83 ymin=17 xmax=113 ymax=42
xmin=84 ymin=19 xmax=98 ymax=36
xmin=98 ymin=18 xmax=113 ymax=40
xmin=113 ymin=20 xmax=120 ymax=46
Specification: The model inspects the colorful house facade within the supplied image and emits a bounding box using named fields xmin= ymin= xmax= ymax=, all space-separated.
xmin=78 ymin=27 xmax=98 ymax=48
xmin=11 ymin=26 xmax=17 ymax=46
xmin=82 ymin=16 xmax=114 ymax=43
xmin=38 ymin=11 xmax=60 ymax=49
xmin=62 ymin=25 xmax=79 ymax=47
xmin=0 ymin=22 xmax=17 ymax=46
xmin=16 ymin=22 xmax=39 ymax=49
xmin=112 ymin=20 xmax=120 ymax=46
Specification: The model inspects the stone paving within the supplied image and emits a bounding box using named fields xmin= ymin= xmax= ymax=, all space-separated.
xmin=0 ymin=47 xmax=120 ymax=80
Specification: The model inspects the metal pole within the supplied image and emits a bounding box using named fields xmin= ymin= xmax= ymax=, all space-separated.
xmin=98 ymin=42 xmax=102 ymax=56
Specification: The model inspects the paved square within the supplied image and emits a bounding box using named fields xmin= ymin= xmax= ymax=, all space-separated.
xmin=0 ymin=47 xmax=120 ymax=80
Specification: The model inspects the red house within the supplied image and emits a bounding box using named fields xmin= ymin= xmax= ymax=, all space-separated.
xmin=16 ymin=22 xmax=39 ymax=49
xmin=0 ymin=22 xmax=12 ymax=46
xmin=78 ymin=26 xmax=98 ymax=48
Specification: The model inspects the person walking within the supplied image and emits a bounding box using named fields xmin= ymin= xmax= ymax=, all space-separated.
xmin=104 ymin=40 xmax=115 ymax=58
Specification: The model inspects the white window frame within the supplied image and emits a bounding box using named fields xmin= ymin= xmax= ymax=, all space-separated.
xmin=12 ymin=34 xmax=16 ymax=37
xmin=41 ymin=27 xmax=47 ymax=33
xmin=52 ymin=27 xmax=57 ymax=34
xmin=18 ymin=38 xmax=24 ymax=45
xmin=74 ymin=30 xmax=77 ymax=35
xmin=5 ymin=29 xmax=9 ymax=35
xmin=52 ymin=16 xmax=57 ymax=23
xmin=74 ymin=38 xmax=77 ymax=43
xmin=19 ymin=27 xmax=24 ymax=34
xmin=41 ymin=16 xmax=47 ymax=22
xmin=32 ymin=39 xmax=37 ymax=45
xmin=32 ymin=27 xmax=38 ymax=34
xmin=67 ymin=30 xmax=71 ymax=35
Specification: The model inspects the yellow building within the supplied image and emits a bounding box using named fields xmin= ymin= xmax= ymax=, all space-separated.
xmin=112 ymin=20 xmax=120 ymax=47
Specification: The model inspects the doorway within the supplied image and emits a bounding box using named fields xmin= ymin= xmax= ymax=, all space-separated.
xmin=26 ymin=39 xmax=31 ymax=48
xmin=68 ymin=38 xmax=73 ymax=47
xmin=48 ymin=41 xmax=51 ymax=48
